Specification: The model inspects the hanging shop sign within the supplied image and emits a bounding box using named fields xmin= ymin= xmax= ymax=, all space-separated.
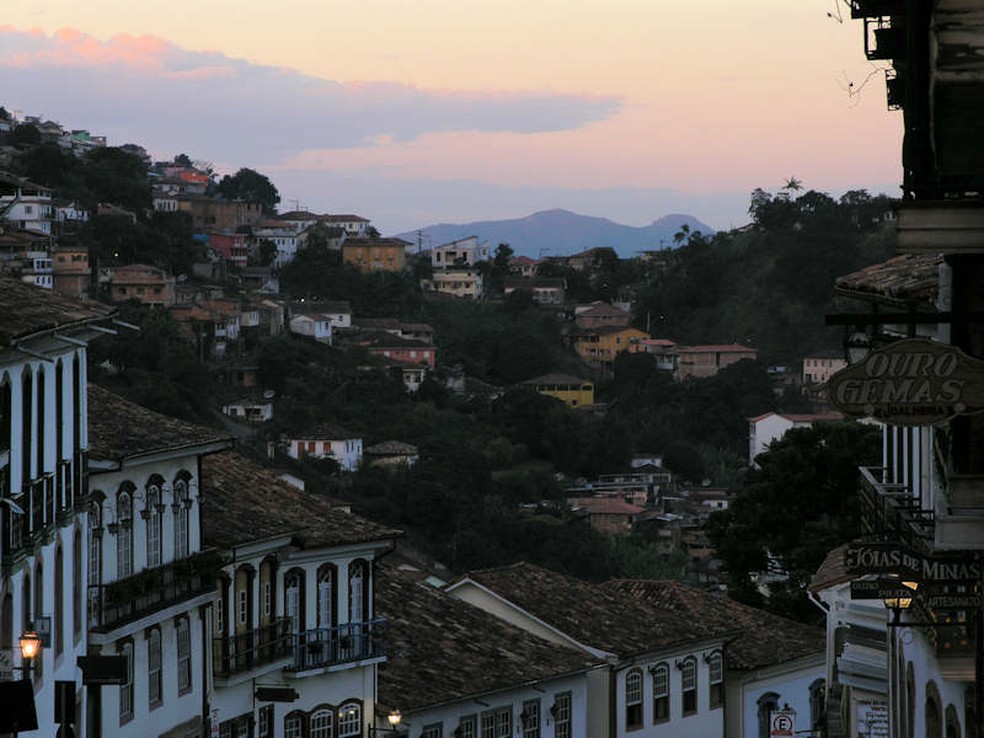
xmin=844 ymin=543 xmax=982 ymax=582
xmin=828 ymin=338 xmax=984 ymax=425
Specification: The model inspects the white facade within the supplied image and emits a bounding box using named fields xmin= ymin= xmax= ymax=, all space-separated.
xmin=727 ymin=654 xmax=826 ymax=738
xmin=289 ymin=314 xmax=332 ymax=345
xmin=287 ymin=436 xmax=363 ymax=471
xmin=0 ymin=295 xmax=105 ymax=738
xmin=431 ymin=236 xmax=490 ymax=269
xmin=747 ymin=412 xmax=842 ymax=467
xmin=221 ymin=399 xmax=273 ymax=423
xmin=420 ymin=269 xmax=485 ymax=300
xmin=402 ymin=674 xmax=594 ymax=738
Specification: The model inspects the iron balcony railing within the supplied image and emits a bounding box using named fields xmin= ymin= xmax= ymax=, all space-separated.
xmin=88 ymin=551 xmax=221 ymax=632
xmin=858 ymin=466 xmax=935 ymax=554
xmin=213 ymin=618 xmax=294 ymax=677
xmin=288 ymin=618 xmax=387 ymax=672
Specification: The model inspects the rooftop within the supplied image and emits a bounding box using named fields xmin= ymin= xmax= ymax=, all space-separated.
xmin=0 ymin=276 xmax=115 ymax=346
xmin=523 ymin=373 xmax=592 ymax=387
xmin=377 ymin=565 xmax=600 ymax=712
xmin=450 ymin=562 xmax=709 ymax=657
xmin=835 ymin=253 xmax=942 ymax=307
xmin=603 ymin=579 xmax=824 ymax=671
xmin=201 ymin=451 xmax=400 ymax=549
xmin=87 ymin=384 xmax=232 ymax=463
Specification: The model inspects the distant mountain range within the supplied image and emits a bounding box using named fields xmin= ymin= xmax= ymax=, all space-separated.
xmin=394 ymin=209 xmax=714 ymax=258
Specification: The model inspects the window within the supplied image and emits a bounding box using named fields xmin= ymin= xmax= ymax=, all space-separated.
xmin=422 ymin=724 xmax=443 ymax=738
xmin=481 ymin=708 xmax=512 ymax=738
xmin=652 ymin=663 xmax=670 ymax=722
xmin=757 ymin=692 xmax=780 ymax=738
xmin=116 ymin=489 xmax=133 ymax=579
xmin=146 ymin=484 xmax=162 ymax=567
xmin=286 ymin=570 xmax=304 ymax=632
xmin=946 ymin=704 xmax=961 ymax=738
xmin=148 ymin=628 xmax=162 ymax=707
xmin=681 ymin=657 xmax=698 ymax=715
xmin=258 ymin=705 xmax=274 ymax=738
xmin=173 ymin=478 xmax=189 ymax=559
xmin=339 ymin=702 xmax=361 ymax=737
xmin=349 ymin=560 xmax=367 ymax=624
xmin=522 ymin=699 xmax=540 ymax=738
xmin=624 ymin=668 xmax=644 ymax=729
xmin=318 ymin=565 xmax=336 ymax=629
xmin=119 ymin=640 xmax=134 ymax=723
xmin=73 ymin=529 xmax=82 ymax=641
xmin=310 ymin=707 xmax=334 ymax=738
xmin=458 ymin=715 xmax=477 ymax=738
xmin=927 ymin=681 xmax=942 ymax=738
xmin=176 ymin=617 xmax=192 ymax=693
xmin=285 ymin=712 xmax=305 ymax=738
xmin=553 ymin=692 xmax=572 ymax=738
xmin=709 ymin=652 xmax=724 ymax=709
xmin=54 ymin=545 xmax=64 ymax=657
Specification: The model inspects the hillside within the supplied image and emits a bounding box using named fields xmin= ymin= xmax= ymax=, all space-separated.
xmin=396 ymin=208 xmax=713 ymax=258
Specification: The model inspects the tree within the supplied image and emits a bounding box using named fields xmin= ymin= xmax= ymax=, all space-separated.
xmin=217 ymin=168 xmax=280 ymax=214
xmin=173 ymin=153 xmax=193 ymax=168
xmin=493 ymin=243 xmax=514 ymax=269
xmin=706 ymin=421 xmax=880 ymax=620
xmin=81 ymin=147 xmax=151 ymax=212
xmin=11 ymin=123 xmax=41 ymax=146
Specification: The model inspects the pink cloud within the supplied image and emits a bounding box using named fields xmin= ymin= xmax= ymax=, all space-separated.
xmin=0 ymin=26 xmax=169 ymax=71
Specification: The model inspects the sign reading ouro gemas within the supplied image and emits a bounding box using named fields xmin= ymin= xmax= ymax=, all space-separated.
xmin=827 ymin=338 xmax=984 ymax=425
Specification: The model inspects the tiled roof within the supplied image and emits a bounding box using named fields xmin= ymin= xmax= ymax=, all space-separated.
xmin=201 ymin=451 xmax=400 ymax=549
xmin=364 ymin=441 xmax=418 ymax=456
xmin=293 ymin=424 xmax=360 ymax=440
xmin=359 ymin=330 xmax=432 ymax=350
xmin=603 ymin=579 xmax=824 ymax=671
xmin=452 ymin=562 xmax=706 ymax=657
xmin=0 ymin=276 xmax=115 ymax=346
xmin=87 ymin=385 xmax=232 ymax=463
xmin=577 ymin=302 xmax=628 ymax=317
xmin=835 ymin=254 xmax=941 ymax=306
xmin=677 ymin=344 xmax=756 ymax=353
xmin=377 ymin=565 xmax=600 ymax=712
xmin=569 ymin=497 xmax=645 ymax=515
xmin=808 ymin=543 xmax=852 ymax=593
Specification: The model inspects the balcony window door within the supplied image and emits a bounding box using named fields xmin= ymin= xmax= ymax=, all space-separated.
xmin=234 ymin=567 xmax=253 ymax=635
xmin=285 ymin=570 xmax=305 ymax=633
xmin=318 ymin=565 xmax=337 ymax=630
xmin=146 ymin=484 xmax=162 ymax=568
xmin=116 ymin=490 xmax=133 ymax=580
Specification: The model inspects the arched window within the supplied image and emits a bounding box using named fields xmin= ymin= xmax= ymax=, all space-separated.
xmin=652 ymin=662 xmax=670 ymax=723
xmin=758 ymin=692 xmax=780 ymax=738
xmin=234 ymin=565 xmax=253 ymax=632
xmin=708 ymin=651 xmax=724 ymax=709
xmin=927 ymin=681 xmax=943 ymax=738
xmin=946 ymin=704 xmax=961 ymax=738
xmin=215 ymin=574 xmax=230 ymax=636
xmin=966 ymin=687 xmax=977 ymax=738
xmin=625 ymin=668 xmax=643 ymax=730
xmin=285 ymin=569 xmax=305 ymax=633
xmin=0 ymin=375 xmax=12 ymax=451
xmin=116 ymin=489 xmax=133 ymax=579
xmin=0 ymin=593 xmax=12 ymax=658
xmin=310 ymin=706 xmax=335 ymax=738
xmin=72 ymin=356 xmax=81 ymax=455
xmin=318 ymin=564 xmax=337 ymax=630
xmin=339 ymin=702 xmax=361 ymax=737
xmin=172 ymin=476 xmax=190 ymax=559
xmin=22 ymin=367 xmax=32 ymax=482
xmin=147 ymin=627 xmax=162 ymax=707
xmin=55 ymin=360 xmax=64 ymax=468
xmin=22 ymin=570 xmax=31 ymax=631
xmin=176 ymin=616 xmax=192 ymax=694
xmin=33 ymin=560 xmax=43 ymax=679
xmin=36 ymin=366 xmax=45 ymax=477
xmin=284 ymin=711 xmax=305 ymax=738
xmin=55 ymin=544 xmax=64 ymax=657
xmin=680 ymin=657 xmax=698 ymax=715
xmin=348 ymin=560 xmax=368 ymax=623
xmin=145 ymin=482 xmax=162 ymax=567
xmin=119 ymin=639 xmax=134 ymax=723
xmin=906 ymin=664 xmax=916 ymax=738
xmin=259 ymin=558 xmax=277 ymax=624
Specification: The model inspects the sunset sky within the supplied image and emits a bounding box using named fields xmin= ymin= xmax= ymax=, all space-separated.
xmin=2 ymin=0 xmax=903 ymax=234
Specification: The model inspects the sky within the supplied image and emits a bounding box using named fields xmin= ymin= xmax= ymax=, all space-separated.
xmin=1 ymin=0 xmax=903 ymax=235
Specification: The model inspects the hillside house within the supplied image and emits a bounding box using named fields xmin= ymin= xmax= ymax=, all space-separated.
xmin=522 ymin=373 xmax=595 ymax=407
xmin=342 ymin=238 xmax=409 ymax=273
xmin=572 ymin=326 xmax=650 ymax=373
xmin=430 ymin=236 xmax=490 ymax=268
xmin=420 ymin=268 xmax=484 ymax=300
xmin=108 ymin=264 xmax=176 ymax=307
xmin=748 ymin=411 xmax=844 ymax=466
xmin=289 ymin=313 xmax=333 ymax=345
xmin=286 ymin=426 xmax=363 ymax=471
xmin=675 ymin=344 xmax=757 ymax=380
xmin=568 ymin=497 xmax=645 ymax=534
xmin=575 ymin=301 xmax=632 ymax=329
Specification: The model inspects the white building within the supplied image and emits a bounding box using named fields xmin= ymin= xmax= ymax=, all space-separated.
xmin=420 ymin=269 xmax=485 ymax=300
xmin=0 ymin=277 xmax=114 ymax=738
xmin=201 ymin=451 xmax=399 ymax=738
xmin=289 ymin=313 xmax=333 ymax=345
xmin=430 ymin=236 xmax=490 ymax=269
xmin=747 ymin=411 xmax=844 ymax=467
xmin=445 ymin=563 xmax=731 ymax=738
xmin=286 ymin=427 xmax=363 ymax=472
xmin=84 ymin=385 xmax=233 ymax=738
xmin=0 ymin=173 xmax=54 ymax=236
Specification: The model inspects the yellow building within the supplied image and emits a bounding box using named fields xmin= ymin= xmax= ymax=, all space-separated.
xmin=522 ymin=373 xmax=595 ymax=407
xmin=341 ymin=237 xmax=409 ymax=273
xmin=572 ymin=326 xmax=650 ymax=372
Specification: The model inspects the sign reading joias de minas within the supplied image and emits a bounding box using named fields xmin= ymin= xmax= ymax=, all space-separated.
xmin=828 ymin=338 xmax=984 ymax=425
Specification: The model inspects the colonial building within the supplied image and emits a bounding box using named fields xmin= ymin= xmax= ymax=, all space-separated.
xmin=0 ymin=277 xmax=114 ymax=738
xmin=201 ymin=451 xmax=399 ymax=738
xmin=342 ymin=238 xmax=409 ymax=273
xmin=522 ymin=373 xmax=595 ymax=407
xmin=286 ymin=426 xmax=363 ymax=471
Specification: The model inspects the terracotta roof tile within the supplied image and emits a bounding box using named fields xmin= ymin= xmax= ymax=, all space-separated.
xmin=201 ymin=451 xmax=400 ymax=549
xmin=808 ymin=543 xmax=853 ymax=593
xmin=603 ymin=579 xmax=824 ymax=670
xmin=0 ymin=276 xmax=115 ymax=345
xmin=835 ymin=254 xmax=941 ymax=306
xmin=453 ymin=563 xmax=705 ymax=657
xmin=377 ymin=565 xmax=600 ymax=712
xmin=87 ymin=385 xmax=232 ymax=462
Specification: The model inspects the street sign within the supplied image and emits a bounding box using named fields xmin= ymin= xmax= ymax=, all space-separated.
xmin=77 ymin=655 xmax=127 ymax=685
xmin=844 ymin=543 xmax=981 ymax=582
xmin=770 ymin=710 xmax=795 ymax=738
xmin=36 ymin=616 xmax=52 ymax=648
xmin=850 ymin=579 xmax=918 ymax=601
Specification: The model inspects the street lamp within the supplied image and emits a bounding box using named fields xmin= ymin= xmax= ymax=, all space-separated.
xmin=18 ymin=625 xmax=41 ymax=671
xmin=371 ymin=710 xmax=405 ymax=735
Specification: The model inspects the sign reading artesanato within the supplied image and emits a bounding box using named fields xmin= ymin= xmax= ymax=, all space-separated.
xmin=828 ymin=338 xmax=984 ymax=425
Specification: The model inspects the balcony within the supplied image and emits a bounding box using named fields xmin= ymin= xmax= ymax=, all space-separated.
xmin=858 ymin=466 xmax=935 ymax=554
xmin=88 ymin=551 xmax=222 ymax=632
xmin=213 ymin=618 xmax=294 ymax=678
xmin=287 ymin=619 xmax=387 ymax=673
